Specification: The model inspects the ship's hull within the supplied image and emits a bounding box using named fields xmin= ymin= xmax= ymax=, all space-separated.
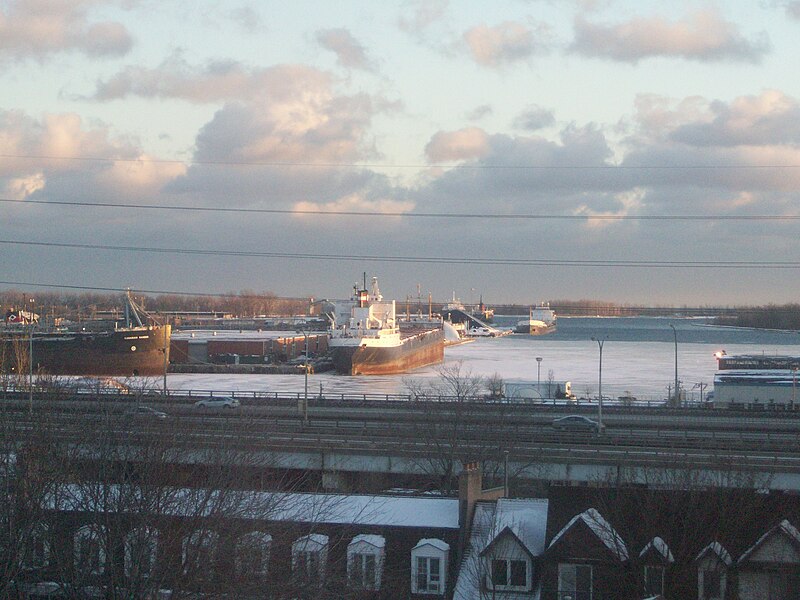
xmin=515 ymin=321 xmax=556 ymax=335
xmin=1 ymin=325 xmax=171 ymax=376
xmin=331 ymin=328 xmax=444 ymax=375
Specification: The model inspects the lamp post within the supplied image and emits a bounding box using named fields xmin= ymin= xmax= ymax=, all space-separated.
xmin=28 ymin=297 xmax=35 ymax=414
xmin=669 ymin=324 xmax=679 ymax=406
xmin=591 ymin=336 xmax=607 ymax=432
xmin=536 ymin=357 xmax=543 ymax=390
xmin=297 ymin=331 xmax=309 ymax=425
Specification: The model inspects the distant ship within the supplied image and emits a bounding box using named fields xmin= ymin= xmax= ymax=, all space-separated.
xmin=516 ymin=303 xmax=557 ymax=335
xmin=328 ymin=276 xmax=444 ymax=375
xmin=1 ymin=291 xmax=170 ymax=377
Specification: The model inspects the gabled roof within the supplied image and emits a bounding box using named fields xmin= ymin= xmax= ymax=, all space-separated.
xmin=695 ymin=541 xmax=732 ymax=567
xmin=349 ymin=534 xmax=386 ymax=550
xmin=454 ymin=499 xmax=548 ymax=600
xmin=738 ymin=519 xmax=800 ymax=564
xmin=639 ymin=536 xmax=674 ymax=564
xmin=548 ymin=508 xmax=629 ymax=562
xmin=414 ymin=538 xmax=450 ymax=552
xmin=480 ymin=498 xmax=549 ymax=557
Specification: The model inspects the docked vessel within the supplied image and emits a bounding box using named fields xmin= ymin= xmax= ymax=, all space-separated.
xmin=328 ymin=276 xmax=444 ymax=375
xmin=1 ymin=292 xmax=170 ymax=377
xmin=516 ymin=303 xmax=557 ymax=335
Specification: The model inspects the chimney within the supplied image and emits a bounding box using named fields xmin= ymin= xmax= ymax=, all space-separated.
xmin=458 ymin=462 xmax=482 ymax=545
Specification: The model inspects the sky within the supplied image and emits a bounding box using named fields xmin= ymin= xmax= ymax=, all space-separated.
xmin=2 ymin=0 xmax=800 ymax=306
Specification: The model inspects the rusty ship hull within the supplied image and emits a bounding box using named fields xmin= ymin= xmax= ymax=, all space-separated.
xmin=1 ymin=324 xmax=171 ymax=377
xmin=331 ymin=328 xmax=444 ymax=376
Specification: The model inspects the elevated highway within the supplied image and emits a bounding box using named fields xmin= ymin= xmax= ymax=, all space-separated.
xmin=3 ymin=390 xmax=800 ymax=491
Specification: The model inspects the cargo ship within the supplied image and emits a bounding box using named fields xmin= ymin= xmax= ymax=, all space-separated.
xmin=328 ymin=276 xmax=444 ymax=375
xmin=515 ymin=303 xmax=557 ymax=335
xmin=1 ymin=292 xmax=170 ymax=377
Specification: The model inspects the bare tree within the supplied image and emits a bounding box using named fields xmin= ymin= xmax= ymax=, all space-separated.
xmin=404 ymin=363 xmax=513 ymax=495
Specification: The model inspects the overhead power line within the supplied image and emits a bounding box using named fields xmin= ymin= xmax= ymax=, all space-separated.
xmin=2 ymin=153 xmax=800 ymax=170
xmin=1 ymin=198 xmax=798 ymax=221
xmin=1 ymin=239 xmax=798 ymax=269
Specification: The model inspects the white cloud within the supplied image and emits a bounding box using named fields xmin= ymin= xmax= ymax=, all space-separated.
xmin=424 ymin=128 xmax=490 ymax=162
xmin=316 ymin=28 xmax=375 ymax=71
xmin=571 ymin=10 xmax=769 ymax=63
xmin=463 ymin=21 xmax=547 ymax=66
xmin=0 ymin=0 xmax=133 ymax=62
xmin=398 ymin=0 xmax=448 ymax=33
xmin=512 ymin=105 xmax=556 ymax=131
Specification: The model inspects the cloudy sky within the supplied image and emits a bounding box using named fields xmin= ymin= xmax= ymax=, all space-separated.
xmin=2 ymin=0 xmax=800 ymax=306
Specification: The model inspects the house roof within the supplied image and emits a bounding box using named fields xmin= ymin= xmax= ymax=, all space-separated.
xmin=482 ymin=498 xmax=549 ymax=557
xmin=639 ymin=536 xmax=674 ymax=564
xmin=350 ymin=534 xmax=386 ymax=549
xmin=548 ymin=508 xmax=629 ymax=562
xmin=46 ymin=483 xmax=460 ymax=529
xmin=738 ymin=518 xmax=800 ymax=564
xmin=453 ymin=498 xmax=548 ymax=600
xmin=695 ymin=541 xmax=732 ymax=567
xmin=413 ymin=538 xmax=450 ymax=552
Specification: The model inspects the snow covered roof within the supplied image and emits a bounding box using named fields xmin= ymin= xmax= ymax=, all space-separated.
xmin=639 ymin=537 xmax=674 ymax=563
xmin=350 ymin=534 xmax=386 ymax=549
xmin=548 ymin=508 xmax=629 ymax=561
xmin=738 ymin=519 xmax=800 ymax=563
xmin=413 ymin=538 xmax=450 ymax=552
xmin=45 ymin=484 xmax=459 ymax=529
xmin=453 ymin=499 xmax=548 ymax=600
xmin=695 ymin=541 xmax=732 ymax=567
xmin=480 ymin=498 xmax=549 ymax=556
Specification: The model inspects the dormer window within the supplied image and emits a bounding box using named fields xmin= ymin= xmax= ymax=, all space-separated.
xmin=74 ymin=524 xmax=106 ymax=576
xmin=236 ymin=531 xmax=272 ymax=579
xmin=182 ymin=529 xmax=218 ymax=577
xmin=491 ymin=558 xmax=528 ymax=589
xmin=124 ymin=526 xmax=158 ymax=579
xmin=644 ymin=565 xmax=664 ymax=596
xmin=292 ymin=534 xmax=328 ymax=585
xmin=347 ymin=534 xmax=385 ymax=591
xmin=411 ymin=538 xmax=449 ymax=595
xmin=22 ymin=523 xmax=50 ymax=570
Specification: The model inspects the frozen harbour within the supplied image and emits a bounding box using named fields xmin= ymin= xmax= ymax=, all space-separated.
xmin=161 ymin=317 xmax=800 ymax=402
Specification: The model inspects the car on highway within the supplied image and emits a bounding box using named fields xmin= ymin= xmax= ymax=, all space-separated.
xmin=194 ymin=397 xmax=241 ymax=409
xmin=551 ymin=415 xmax=600 ymax=433
xmin=124 ymin=406 xmax=167 ymax=419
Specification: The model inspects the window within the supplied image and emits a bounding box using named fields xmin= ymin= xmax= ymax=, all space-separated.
xmin=417 ymin=556 xmax=442 ymax=593
xmin=182 ymin=529 xmax=217 ymax=576
xmin=411 ymin=538 xmax=448 ymax=595
xmin=124 ymin=527 xmax=158 ymax=579
xmin=236 ymin=532 xmax=271 ymax=578
xmin=767 ymin=572 xmax=800 ymax=600
xmin=490 ymin=558 xmax=528 ymax=590
xmin=701 ymin=569 xmax=722 ymax=599
xmin=558 ymin=563 xmax=592 ymax=600
xmin=292 ymin=534 xmax=328 ymax=585
xmin=644 ymin=565 xmax=664 ymax=596
xmin=74 ymin=525 xmax=106 ymax=576
xmin=347 ymin=534 xmax=384 ymax=591
xmin=349 ymin=553 xmax=377 ymax=589
xmin=22 ymin=524 xmax=50 ymax=570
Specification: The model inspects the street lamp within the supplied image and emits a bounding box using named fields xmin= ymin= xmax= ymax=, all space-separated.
xmin=536 ymin=357 xmax=543 ymax=390
xmin=590 ymin=336 xmax=608 ymax=432
xmin=28 ymin=297 xmax=35 ymax=414
xmin=669 ymin=324 xmax=679 ymax=406
xmin=296 ymin=331 xmax=309 ymax=425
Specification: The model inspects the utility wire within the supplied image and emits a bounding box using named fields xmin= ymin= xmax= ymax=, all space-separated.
xmin=1 ymin=198 xmax=798 ymax=221
xmin=1 ymin=239 xmax=798 ymax=269
xmin=2 ymin=153 xmax=800 ymax=170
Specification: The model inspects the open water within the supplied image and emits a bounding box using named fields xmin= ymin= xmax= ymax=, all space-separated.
xmin=165 ymin=317 xmax=800 ymax=402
